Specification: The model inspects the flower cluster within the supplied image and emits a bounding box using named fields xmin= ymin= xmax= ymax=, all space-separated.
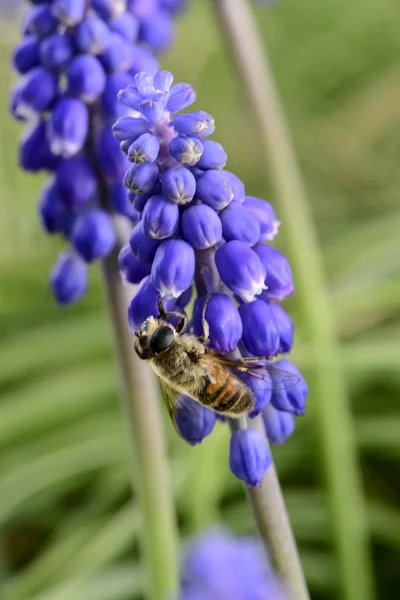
xmin=114 ymin=70 xmax=308 ymax=487
xmin=9 ymin=0 xmax=187 ymax=305
xmin=179 ymin=528 xmax=288 ymax=600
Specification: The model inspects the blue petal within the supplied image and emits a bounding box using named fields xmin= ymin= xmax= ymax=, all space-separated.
xmin=127 ymin=275 xmax=176 ymax=330
xmin=175 ymin=395 xmax=216 ymax=445
xmin=139 ymin=10 xmax=175 ymax=53
xmin=229 ymin=429 xmax=271 ymax=487
xmin=110 ymin=182 xmax=141 ymax=223
xmin=51 ymin=0 xmax=86 ymax=27
xmin=263 ymin=404 xmax=295 ymax=446
xmin=153 ymin=70 xmax=174 ymax=93
xmin=243 ymin=196 xmax=280 ymax=241
xmin=215 ymin=241 xmax=267 ymax=303
xmin=269 ymin=303 xmax=294 ymax=354
xmin=166 ymin=83 xmax=196 ymax=113
xmin=142 ymin=194 xmax=179 ymax=239
xmin=110 ymin=12 xmax=139 ymax=42
xmin=170 ymin=111 xmax=215 ymax=139
xmin=96 ymin=126 xmax=129 ymax=181
xmin=168 ymin=136 xmax=203 ymax=166
xmin=196 ymin=140 xmax=227 ymax=170
xmin=12 ymin=36 xmax=40 ymax=75
xmin=26 ymin=5 xmax=58 ymax=37
xmin=50 ymin=251 xmax=88 ymax=306
xmin=39 ymin=33 xmax=74 ymax=70
xmin=195 ymin=170 xmax=234 ymax=211
xmin=127 ymin=132 xmax=160 ymax=163
xmin=112 ymin=116 xmax=149 ymax=142
xmin=66 ymin=55 xmax=107 ymax=103
xmin=101 ymin=72 xmax=134 ymax=122
xmin=193 ymin=294 xmax=242 ymax=353
xmin=75 ymin=14 xmax=111 ymax=55
xmin=181 ymin=204 xmax=222 ymax=250
xmin=56 ymin=155 xmax=98 ymax=209
xmin=129 ymin=220 xmax=161 ymax=264
xmin=239 ymin=300 xmax=279 ymax=357
xmin=118 ymin=244 xmax=151 ymax=284
xmin=99 ymin=33 xmax=135 ymax=73
xmin=270 ymin=360 xmax=307 ymax=416
xmin=91 ymin=0 xmax=125 ymax=20
xmin=253 ymin=244 xmax=294 ymax=302
xmin=219 ymin=203 xmax=261 ymax=245
xmin=124 ymin=162 xmax=159 ymax=194
xmin=48 ymin=98 xmax=88 ymax=158
xmin=151 ymin=239 xmax=195 ymax=298
xmin=18 ymin=66 xmax=58 ymax=113
xmin=71 ymin=209 xmax=116 ymax=263
xmin=161 ymin=167 xmax=196 ymax=205
xmin=38 ymin=178 xmax=73 ymax=234
xmin=19 ymin=120 xmax=59 ymax=173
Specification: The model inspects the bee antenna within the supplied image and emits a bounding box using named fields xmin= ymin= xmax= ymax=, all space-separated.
xmin=134 ymin=331 xmax=139 ymax=338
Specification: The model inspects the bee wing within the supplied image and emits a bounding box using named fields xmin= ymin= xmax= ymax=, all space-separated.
xmin=213 ymin=355 xmax=301 ymax=392
xmin=159 ymin=378 xmax=179 ymax=428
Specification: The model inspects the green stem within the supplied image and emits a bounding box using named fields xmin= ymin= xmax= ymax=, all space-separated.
xmin=214 ymin=1 xmax=375 ymax=599
xmin=101 ymin=219 xmax=179 ymax=600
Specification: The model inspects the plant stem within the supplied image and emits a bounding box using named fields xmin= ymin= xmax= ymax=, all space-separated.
xmin=230 ymin=416 xmax=310 ymax=600
xmin=214 ymin=1 xmax=375 ymax=600
xmin=101 ymin=220 xmax=179 ymax=600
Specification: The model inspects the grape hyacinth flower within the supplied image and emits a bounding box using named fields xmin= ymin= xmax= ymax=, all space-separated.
xmin=10 ymin=0 xmax=188 ymax=306
xmin=113 ymin=70 xmax=307 ymax=486
xmin=179 ymin=528 xmax=288 ymax=600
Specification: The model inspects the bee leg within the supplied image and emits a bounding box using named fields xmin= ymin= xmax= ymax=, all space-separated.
xmin=197 ymin=294 xmax=211 ymax=343
xmin=157 ymin=295 xmax=168 ymax=318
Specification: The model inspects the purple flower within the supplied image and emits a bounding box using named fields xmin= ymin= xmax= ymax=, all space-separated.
xmin=270 ymin=360 xmax=307 ymax=416
xmin=10 ymin=2 xmax=188 ymax=309
xmin=229 ymin=429 xmax=271 ymax=487
xmin=50 ymin=251 xmax=88 ymax=306
xmin=111 ymin=70 xmax=304 ymax=482
xmin=263 ymin=404 xmax=295 ymax=446
xmin=118 ymin=244 xmax=151 ymax=284
xmin=179 ymin=528 xmax=288 ymax=600
xmin=175 ymin=396 xmax=216 ymax=445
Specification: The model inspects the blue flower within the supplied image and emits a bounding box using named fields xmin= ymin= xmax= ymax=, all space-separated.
xmin=113 ymin=70 xmax=307 ymax=482
xmin=10 ymin=1 xmax=188 ymax=306
xmin=179 ymin=528 xmax=288 ymax=600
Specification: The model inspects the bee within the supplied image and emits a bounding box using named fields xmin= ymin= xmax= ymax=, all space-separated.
xmin=134 ymin=295 xmax=299 ymax=426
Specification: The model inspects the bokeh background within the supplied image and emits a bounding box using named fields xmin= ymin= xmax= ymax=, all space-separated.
xmin=1 ymin=0 xmax=400 ymax=598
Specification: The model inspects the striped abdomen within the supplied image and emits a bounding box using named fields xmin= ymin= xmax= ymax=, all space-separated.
xmin=196 ymin=369 xmax=254 ymax=417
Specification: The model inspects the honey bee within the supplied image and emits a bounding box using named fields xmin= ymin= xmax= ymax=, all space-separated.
xmin=134 ymin=296 xmax=299 ymax=426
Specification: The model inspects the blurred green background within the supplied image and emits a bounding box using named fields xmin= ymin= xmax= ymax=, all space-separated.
xmin=1 ymin=0 xmax=400 ymax=598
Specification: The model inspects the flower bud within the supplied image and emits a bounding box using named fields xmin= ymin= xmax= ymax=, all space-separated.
xmin=99 ymin=33 xmax=134 ymax=73
xmin=270 ymin=359 xmax=307 ymax=415
xmin=110 ymin=12 xmax=139 ymax=42
xmin=170 ymin=111 xmax=215 ymax=139
xmin=140 ymin=11 xmax=174 ymax=52
xmin=51 ymin=0 xmax=86 ymax=26
xmin=56 ymin=155 xmax=98 ymax=209
xmin=50 ymin=251 xmax=88 ymax=306
xmin=175 ymin=395 xmax=216 ymax=445
xmin=19 ymin=120 xmax=58 ymax=172
xmin=225 ymin=171 xmax=245 ymax=203
xmin=176 ymin=285 xmax=192 ymax=309
xmin=229 ymin=429 xmax=271 ymax=487
xmin=215 ymin=241 xmax=267 ymax=303
xmin=181 ymin=204 xmax=222 ymax=249
xmin=71 ymin=209 xmax=116 ymax=263
xmin=38 ymin=178 xmax=72 ymax=234
xmin=196 ymin=140 xmax=227 ymax=170
xmin=253 ymin=244 xmax=294 ymax=302
xmin=18 ymin=67 xmax=58 ymax=112
xmin=124 ymin=162 xmax=159 ymax=194
xmin=110 ymin=182 xmax=140 ymax=222
xmin=263 ymin=404 xmax=295 ymax=446
xmin=39 ymin=33 xmax=74 ymax=70
xmin=193 ymin=294 xmax=242 ymax=353
xmin=239 ymin=300 xmax=279 ymax=357
xmin=75 ymin=15 xmax=111 ymax=55
xmin=101 ymin=72 xmax=134 ymax=122
xmin=151 ymin=239 xmax=195 ymax=298
xmin=112 ymin=116 xmax=149 ymax=143
xmin=26 ymin=5 xmax=58 ymax=37
xmin=137 ymin=93 xmax=166 ymax=123
xmin=269 ymin=303 xmax=294 ymax=354
xmin=128 ymin=0 xmax=158 ymax=20
xmin=142 ymin=195 xmax=179 ymax=239
xmin=118 ymin=244 xmax=151 ymax=284
xmin=92 ymin=0 xmax=126 ymax=20
xmin=129 ymin=220 xmax=161 ymax=263
xmin=127 ymin=133 xmax=160 ymax=163
xmin=166 ymin=83 xmax=196 ymax=113
xmin=127 ymin=275 xmax=175 ymax=330
xmin=219 ymin=203 xmax=261 ymax=245
xmin=12 ymin=36 xmax=40 ymax=75
xmin=243 ymin=196 xmax=280 ymax=241
xmin=130 ymin=188 xmax=160 ymax=211
xmin=168 ymin=136 xmax=203 ymax=166
xmin=195 ymin=170 xmax=234 ymax=211
xmin=153 ymin=70 xmax=174 ymax=93
xmin=48 ymin=98 xmax=88 ymax=159
xmin=161 ymin=167 xmax=196 ymax=205
xmin=96 ymin=127 xmax=129 ymax=181
xmin=66 ymin=55 xmax=106 ymax=103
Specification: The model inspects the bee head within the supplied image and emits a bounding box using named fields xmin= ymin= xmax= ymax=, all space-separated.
xmin=134 ymin=316 xmax=176 ymax=360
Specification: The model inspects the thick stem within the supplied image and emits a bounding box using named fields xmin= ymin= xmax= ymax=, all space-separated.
xmin=214 ymin=2 xmax=375 ymax=600
xmin=101 ymin=218 xmax=179 ymax=600
xmin=195 ymin=248 xmax=308 ymax=599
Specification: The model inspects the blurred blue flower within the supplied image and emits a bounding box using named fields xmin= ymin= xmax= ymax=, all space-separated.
xmin=179 ymin=528 xmax=288 ymax=600
xmin=113 ymin=70 xmax=307 ymax=484
xmin=10 ymin=0 xmax=188 ymax=306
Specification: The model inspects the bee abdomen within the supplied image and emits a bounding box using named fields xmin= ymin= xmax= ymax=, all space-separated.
xmin=201 ymin=375 xmax=254 ymax=416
